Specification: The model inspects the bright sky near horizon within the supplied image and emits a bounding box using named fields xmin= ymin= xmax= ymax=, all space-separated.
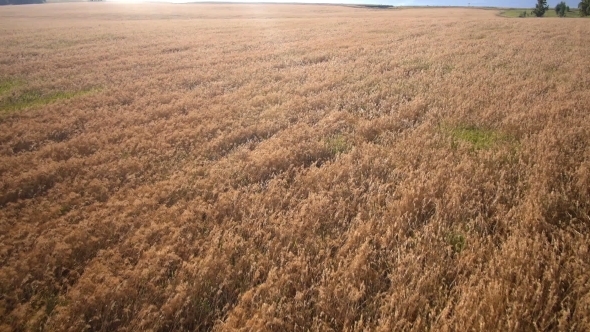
xmin=137 ymin=0 xmax=581 ymax=8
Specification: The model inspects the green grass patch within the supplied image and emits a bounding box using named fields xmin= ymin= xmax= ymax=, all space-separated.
xmin=442 ymin=64 xmax=454 ymax=74
xmin=445 ymin=125 xmax=509 ymax=150
xmin=446 ymin=231 xmax=466 ymax=253
xmin=0 ymin=79 xmax=23 ymax=96
xmin=325 ymin=134 xmax=349 ymax=156
xmin=0 ymin=87 xmax=98 ymax=113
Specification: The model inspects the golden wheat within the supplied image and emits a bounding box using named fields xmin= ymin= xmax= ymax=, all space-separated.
xmin=0 ymin=3 xmax=589 ymax=331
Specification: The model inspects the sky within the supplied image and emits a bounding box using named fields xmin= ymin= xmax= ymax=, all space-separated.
xmin=147 ymin=0 xmax=581 ymax=9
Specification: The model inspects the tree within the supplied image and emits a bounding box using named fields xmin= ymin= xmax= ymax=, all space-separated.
xmin=555 ymin=1 xmax=567 ymax=16
xmin=580 ymin=0 xmax=590 ymax=16
xmin=532 ymin=0 xmax=549 ymax=16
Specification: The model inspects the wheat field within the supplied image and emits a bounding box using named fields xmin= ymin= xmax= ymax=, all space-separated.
xmin=1 ymin=3 xmax=589 ymax=331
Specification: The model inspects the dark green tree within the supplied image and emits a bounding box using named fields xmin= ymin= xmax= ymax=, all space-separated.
xmin=532 ymin=0 xmax=549 ymax=16
xmin=580 ymin=0 xmax=590 ymax=16
xmin=555 ymin=1 xmax=567 ymax=16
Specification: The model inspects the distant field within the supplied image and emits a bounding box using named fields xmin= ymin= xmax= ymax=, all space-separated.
xmin=1 ymin=4 xmax=589 ymax=331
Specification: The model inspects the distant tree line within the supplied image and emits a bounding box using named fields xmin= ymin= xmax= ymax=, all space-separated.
xmin=0 ymin=0 xmax=45 ymax=4
xmin=529 ymin=0 xmax=590 ymax=17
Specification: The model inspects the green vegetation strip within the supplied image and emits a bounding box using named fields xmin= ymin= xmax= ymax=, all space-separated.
xmin=0 ymin=87 xmax=98 ymax=113
xmin=499 ymin=8 xmax=585 ymax=18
